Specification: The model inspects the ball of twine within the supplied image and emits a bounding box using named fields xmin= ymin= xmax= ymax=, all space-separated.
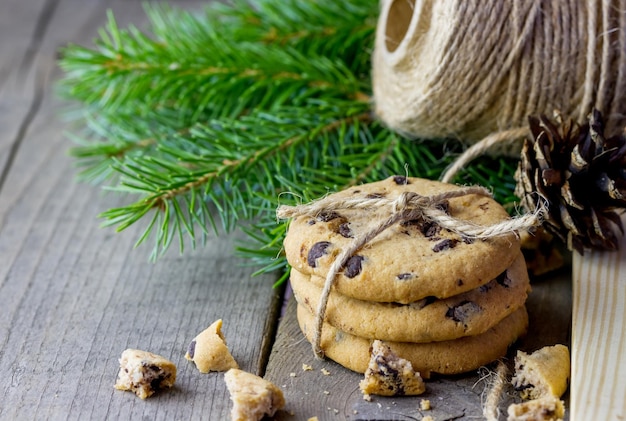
xmin=373 ymin=0 xmax=626 ymax=145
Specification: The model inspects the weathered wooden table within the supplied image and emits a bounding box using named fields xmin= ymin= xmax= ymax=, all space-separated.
xmin=0 ymin=1 xmax=571 ymax=419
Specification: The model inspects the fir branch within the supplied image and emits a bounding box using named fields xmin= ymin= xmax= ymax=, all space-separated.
xmin=57 ymin=1 xmax=375 ymax=119
xmin=97 ymin=100 xmax=375 ymax=259
xmin=58 ymin=0 xmax=377 ymax=184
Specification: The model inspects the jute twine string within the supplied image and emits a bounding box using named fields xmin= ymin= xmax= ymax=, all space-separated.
xmin=440 ymin=126 xmax=530 ymax=183
xmin=373 ymin=0 xmax=626 ymax=145
xmin=277 ymin=187 xmax=546 ymax=358
xmin=481 ymin=361 xmax=509 ymax=421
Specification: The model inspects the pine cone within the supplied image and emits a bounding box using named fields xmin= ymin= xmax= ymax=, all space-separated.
xmin=515 ymin=109 xmax=626 ymax=254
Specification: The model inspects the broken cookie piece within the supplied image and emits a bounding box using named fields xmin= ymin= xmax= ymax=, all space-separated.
xmin=185 ymin=319 xmax=238 ymax=373
xmin=359 ymin=340 xmax=426 ymax=397
xmin=224 ymin=368 xmax=285 ymax=421
xmin=512 ymin=344 xmax=570 ymax=400
xmin=507 ymin=395 xmax=565 ymax=421
xmin=114 ymin=348 xmax=176 ymax=399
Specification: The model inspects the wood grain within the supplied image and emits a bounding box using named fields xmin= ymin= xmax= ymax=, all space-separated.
xmin=0 ymin=0 xmax=50 ymax=181
xmin=0 ymin=0 xmax=283 ymax=419
xmin=571 ymin=215 xmax=626 ymax=420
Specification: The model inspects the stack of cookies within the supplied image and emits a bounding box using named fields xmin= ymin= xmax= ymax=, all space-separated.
xmin=283 ymin=176 xmax=530 ymax=378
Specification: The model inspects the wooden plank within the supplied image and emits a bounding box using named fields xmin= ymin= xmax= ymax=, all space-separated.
xmin=571 ymin=215 xmax=626 ymax=420
xmin=0 ymin=0 xmax=49 ymax=90
xmin=0 ymin=0 xmax=283 ymax=419
xmin=265 ymin=269 xmax=572 ymax=421
xmin=0 ymin=0 xmax=50 ymax=177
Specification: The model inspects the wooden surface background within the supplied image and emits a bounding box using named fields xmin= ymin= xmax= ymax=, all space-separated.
xmin=0 ymin=1 xmax=573 ymax=420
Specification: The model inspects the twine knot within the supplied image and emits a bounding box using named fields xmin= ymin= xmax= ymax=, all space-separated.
xmin=278 ymin=184 xmax=546 ymax=359
xmin=391 ymin=191 xmax=427 ymax=215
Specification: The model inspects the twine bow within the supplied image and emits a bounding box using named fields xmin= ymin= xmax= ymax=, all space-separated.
xmin=277 ymin=185 xmax=546 ymax=359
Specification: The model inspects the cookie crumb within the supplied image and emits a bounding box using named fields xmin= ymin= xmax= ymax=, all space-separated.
xmin=185 ymin=319 xmax=238 ymax=373
xmin=511 ymin=344 xmax=570 ymax=399
xmin=224 ymin=368 xmax=285 ymax=421
xmin=423 ymin=416 xmax=435 ymax=421
xmin=114 ymin=349 xmax=176 ymax=399
xmin=320 ymin=368 xmax=331 ymax=376
xmin=359 ymin=340 xmax=426 ymax=396
xmin=420 ymin=399 xmax=431 ymax=410
xmin=289 ymin=372 xmax=296 ymax=378
xmin=302 ymin=363 xmax=313 ymax=371
xmin=507 ymin=395 xmax=565 ymax=421
xmin=323 ymin=390 xmax=330 ymax=395
xmin=307 ymin=417 xmax=319 ymax=421
xmin=363 ymin=394 xmax=372 ymax=402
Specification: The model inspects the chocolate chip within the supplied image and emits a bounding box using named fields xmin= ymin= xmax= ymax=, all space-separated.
xmin=462 ymin=236 xmax=475 ymax=244
xmin=514 ymin=382 xmax=534 ymax=392
xmin=422 ymin=221 xmax=441 ymax=238
xmin=316 ymin=211 xmax=341 ymax=222
xmin=307 ymin=241 xmax=332 ymax=267
xmin=338 ymin=222 xmax=353 ymax=238
xmin=396 ymin=273 xmax=413 ymax=280
xmin=479 ymin=283 xmax=492 ymax=293
xmin=307 ymin=219 xmax=316 ymax=225
xmin=432 ymin=238 xmax=458 ymax=252
xmin=373 ymin=355 xmax=404 ymax=396
xmin=149 ymin=370 xmax=171 ymax=391
xmin=401 ymin=219 xmax=442 ymax=238
xmin=151 ymin=376 xmax=167 ymax=391
xmin=143 ymin=363 xmax=166 ymax=389
xmin=366 ymin=192 xmax=386 ymax=199
xmin=344 ymin=255 xmax=364 ymax=278
xmin=445 ymin=300 xmax=480 ymax=323
xmin=496 ymin=271 xmax=511 ymax=288
xmin=392 ymin=175 xmax=409 ymax=185
xmin=145 ymin=363 xmax=161 ymax=372
xmin=457 ymin=279 xmax=464 ymax=286
xmin=187 ymin=340 xmax=197 ymax=359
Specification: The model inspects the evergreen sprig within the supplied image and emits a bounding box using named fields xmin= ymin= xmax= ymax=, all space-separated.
xmin=58 ymin=0 xmax=518 ymax=277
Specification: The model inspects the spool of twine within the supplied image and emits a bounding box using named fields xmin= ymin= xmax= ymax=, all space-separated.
xmin=373 ymin=0 xmax=626 ymax=145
